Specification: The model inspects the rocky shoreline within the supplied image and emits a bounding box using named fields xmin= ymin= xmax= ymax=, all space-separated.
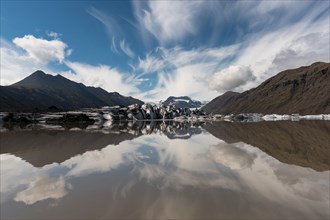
xmin=1 ymin=103 xmax=330 ymax=131
xmin=0 ymin=104 xmax=205 ymax=128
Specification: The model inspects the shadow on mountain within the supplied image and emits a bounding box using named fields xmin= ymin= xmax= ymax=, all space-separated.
xmin=204 ymin=120 xmax=330 ymax=171
xmin=0 ymin=121 xmax=204 ymax=167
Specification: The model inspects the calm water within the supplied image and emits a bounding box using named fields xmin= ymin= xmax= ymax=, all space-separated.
xmin=1 ymin=121 xmax=329 ymax=219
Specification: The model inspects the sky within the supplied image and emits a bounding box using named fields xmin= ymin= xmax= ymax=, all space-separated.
xmin=0 ymin=0 xmax=329 ymax=102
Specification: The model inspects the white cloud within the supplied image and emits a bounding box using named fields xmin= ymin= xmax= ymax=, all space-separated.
xmin=46 ymin=31 xmax=62 ymax=39
xmin=130 ymin=0 xmax=329 ymax=102
xmin=135 ymin=14 xmax=328 ymax=102
xmin=234 ymin=3 xmax=330 ymax=83
xmin=136 ymin=51 xmax=166 ymax=75
xmin=132 ymin=1 xmax=313 ymax=45
xmin=0 ymin=38 xmax=55 ymax=85
xmin=139 ymin=63 xmax=220 ymax=102
xmin=1 ymin=1 xmax=328 ymax=103
xmin=269 ymin=32 xmax=329 ymax=74
xmin=12 ymin=35 xmax=70 ymax=65
xmin=134 ymin=45 xmax=239 ymax=101
xmin=133 ymin=1 xmax=205 ymax=44
xmin=207 ymin=65 xmax=256 ymax=93
xmin=0 ymin=36 xmax=140 ymax=96
xmin=1 ymin=36 xmax=140 ymax=97
xmin=120 ymin=39 xmax=135 ymax=58
xmin=62 ymin=61 xmax=140 ymax=96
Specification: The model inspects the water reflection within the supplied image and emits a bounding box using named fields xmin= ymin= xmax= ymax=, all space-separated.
xmin=14 ymin=175 xmax=70 ymax=205
xmin=0 ymin=121 xmax=204 ymax=167
xmin=207 ymin=142 xmax=258 ymax=170
xmin=1 ymin=121 xmax=329 ymax=219
xmin=204 ymin=120 xmax=330 ymax=171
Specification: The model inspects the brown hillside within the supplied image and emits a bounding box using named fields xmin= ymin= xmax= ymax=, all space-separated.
xmin=203 ymin=62 xmax=330 ymax=114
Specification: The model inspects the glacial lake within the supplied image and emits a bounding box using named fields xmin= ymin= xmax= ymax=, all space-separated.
xmin=1 ymin=120 xmax=329 ymax=219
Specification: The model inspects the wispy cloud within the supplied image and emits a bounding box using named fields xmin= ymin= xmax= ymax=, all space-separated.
xmin=87 ymin=6 xmax=121 ymax=38
xmin=62 ymin=61 xmax=141 ymax=95
xmin=133 ymin=45 xmax=239 ymax=101
xmin=46 ymin=31 xmax=62 ymax=39
xmin=131 ymin=0 xmax=329 ymax=101
xmin=1 ymin=1 xmax=329 ymax=102
xmin=111 ymin=37 xmax=119 ymax=54
xmin=234 ymin=7 xmax=330 ymax=84
xmin=119 ymin=39 xmax=135 ymax=58
xmin=87 ymin=7 xmax=135 ymax=58
xmin=133 ymin=1 xmax=205 ymax=44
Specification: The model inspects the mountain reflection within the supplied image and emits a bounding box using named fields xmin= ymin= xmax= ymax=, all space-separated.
xmin=1 ymin=120 xmax=329 ymax=219
xmin=1 ymin=120 xmax=329 ymax=171
xmin=204 ymin=120 xmax=330 ymax=171
xmin=0 ymin=121 xmax=204 ymax=167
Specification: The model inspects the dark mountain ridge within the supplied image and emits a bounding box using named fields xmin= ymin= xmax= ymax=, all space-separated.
xmin=203 ymin=62 xmax=330 ymax=115
xmin=0 ymin=70 xmax=143 ymax=111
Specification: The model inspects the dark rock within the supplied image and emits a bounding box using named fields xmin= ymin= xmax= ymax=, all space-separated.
xmin=46 ymin=114 xmax=95 ymax=129
xmin=234 ymin=114 xmax=248 ymax=121
xmin=2 ymin=113 xmax=15 ymax=123
xmin=48 ymin=105 xmax=59 ymax=111
xmin=2 ymin=113 xmax=35 ymax=129
xmin=3 ymin=113 xmax=33 ymax=124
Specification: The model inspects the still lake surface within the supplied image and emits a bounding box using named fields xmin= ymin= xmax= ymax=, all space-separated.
xmin=1 ymin=120 xmax=329 ymax=219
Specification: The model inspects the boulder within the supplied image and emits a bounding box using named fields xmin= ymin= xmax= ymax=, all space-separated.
xmin=2 ymin=113 xmax=34 ymax=124
xmin=46 ymin=114 xmax=95 ymax=125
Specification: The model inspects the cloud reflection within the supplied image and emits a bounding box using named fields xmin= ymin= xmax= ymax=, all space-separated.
xmin=207 ymin=142 xmax=257 ymax=170
xmin=14 ymin=175 xmax=70 ymax=205
xmin=0 ymin=129 xmax=329 ymax=219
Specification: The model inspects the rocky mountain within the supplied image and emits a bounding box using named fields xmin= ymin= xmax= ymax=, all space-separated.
xmin=163 ymin=96 xmax=203 ymax=108
xmin=0 ymin=70 xmax=143 ymax=111
xmin=203 ymin=62 xmax=330 ymax=115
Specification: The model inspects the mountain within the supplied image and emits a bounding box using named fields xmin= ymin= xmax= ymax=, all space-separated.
xmin=0 ymin=70 xmax=143 ymax=111
xmin=203 ymin=62 xmax=330 ymax=115
xmin=163 ymin=96 xmax=203 ymax=108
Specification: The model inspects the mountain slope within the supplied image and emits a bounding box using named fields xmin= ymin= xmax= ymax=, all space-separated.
xmin=203 ymin=62 xmax=330 ymax=114
xmin=0 ymin=71 xmax=143 ymax=111
xmin=163 ymin=96 xmax=203 ymax=108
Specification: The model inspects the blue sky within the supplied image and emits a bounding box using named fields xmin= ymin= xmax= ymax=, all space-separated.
xmin=1 ymin=0 xmax=329 ymax=102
